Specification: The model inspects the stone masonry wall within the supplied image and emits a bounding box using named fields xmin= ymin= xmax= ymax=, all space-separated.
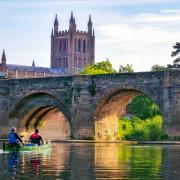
xmin=0 ymin=70 xmax=180 ymax=139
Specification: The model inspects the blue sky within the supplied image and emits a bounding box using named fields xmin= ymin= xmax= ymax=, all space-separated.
xmin=1 ymin=0 xmax=180 ymax=71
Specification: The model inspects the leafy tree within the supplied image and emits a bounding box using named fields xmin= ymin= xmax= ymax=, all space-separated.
xmin=80 ymin=60 xmax=117 ymax=75
xmin=171 ymin=42 xmax=180 ymax=58
xmin=151 ymin=64 xmax=166 ymax=71
xmin=128 ymin=95 xmax=161 ymax=120
xmin=119 ymin=64 xmax=134 ymax=73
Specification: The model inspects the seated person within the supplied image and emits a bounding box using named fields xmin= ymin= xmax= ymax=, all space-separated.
xmin=30 ymin=129 xmax=43 ymax=146
xmin=8 ymin=127 xmax=23 ymax=146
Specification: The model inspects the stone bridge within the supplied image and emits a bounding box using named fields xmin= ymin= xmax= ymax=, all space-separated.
xmin=0 ymin=70 xmax=179 ymax=140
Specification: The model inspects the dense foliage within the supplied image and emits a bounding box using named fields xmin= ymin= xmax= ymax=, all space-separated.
xmin=116 ymin=95 xmax=166 ymax=141
xmin=151 ymin=64 xmax=166 ymax=71
xmin=117 ymin=116 xmax=165 ymax=141
xmin=119 ymin=64 xmax=134 ymax=73
xmin=128 ymin=95 xmax=161 ymax=120
xmin=80 ymin=60 xmax=116 ymax=75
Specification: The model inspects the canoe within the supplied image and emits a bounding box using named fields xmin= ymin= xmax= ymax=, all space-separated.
xmin=3 ymin=142 xmax=51 ymax=152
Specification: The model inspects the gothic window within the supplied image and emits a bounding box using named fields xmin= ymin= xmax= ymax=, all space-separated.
xmin=75 ymin=39 xmax=77 ymax=52
xmin=74 ymin=57 xmax=77 ymax=67
xmin=59 ymin=40 xmax=61 ymax=53
xmin=65 ymin=58 xmax=68 ymax=68
xmin=78 ymin=39 xmax=81 ymax=52
xmin=66 ymin=39 xmax=68 ymax=52
xmin=87 ymin=40 xmax=90 ymax=53
xmin=83 ymin=58 xmax=86 ymax=67
xmin=79 ymin=58 xmax=82 ymax=68
xmin=59 ymin=39 xmax=63 ymax=53
xmin=83 ymin=40 xmax=86 ymax=53
xmin=63 ymin=58 xmax=66 ymax=67
xmin=59 ymin=58 xmax=62 ymax=67
xmin=63 ymin=39 xmax=66 ymax=53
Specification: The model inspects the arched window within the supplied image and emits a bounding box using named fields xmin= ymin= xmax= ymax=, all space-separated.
xmin=65 ymin=58 xmax=68 ymax=67
xmin=83 ymin=40 xmax=86 ymax=53
xmin=83 ymin=58 xmax=86 ymax=67
xmin=66 ymin=39 xmax=68 ymax=52
xmin=59 ymin=39 xmax=62 ymax=53
xmin=78 ymin=39 xmax=81 ymax=52
xmin=87 ymin=40 xmax=90 ymax=53
xmin=79 ymin=58 xmax=82 ymax=68
xmin=75 ymin=39 xmax=77 ymax=52
xmin=63 ymin=39 xmax=66 ymax=53
xmin=64 ymin=58 xmax=66 ymax=67
xmin=59 ymin=58 xmax=62 ymax=67
xmin=74 ymin=57 xmax=77 ymax=67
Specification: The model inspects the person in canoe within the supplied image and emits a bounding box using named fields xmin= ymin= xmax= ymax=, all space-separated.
xmin=8 ymin=127 xmax=24 ymax=147
xmin=30 ymin=129 xmax=44 ymax=146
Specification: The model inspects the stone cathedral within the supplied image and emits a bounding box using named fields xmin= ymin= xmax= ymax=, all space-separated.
xmin=51 ymin=12 xmax=95 ymax=75
xmin=0 ymin=12 xmax=95 ymax=79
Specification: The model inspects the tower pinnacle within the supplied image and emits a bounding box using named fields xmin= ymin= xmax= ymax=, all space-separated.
xmin=2 ymin=49 xmax=6 ymax=62
xmin=88 ymin=15 xmax=93 ymax=35
xmin=32 ymin=60 xmax=35 ymax=67
xmin=69 ymin=11 xmax=76 ymax=31
xmin=54 ymin=14 xmax=59 ymax=35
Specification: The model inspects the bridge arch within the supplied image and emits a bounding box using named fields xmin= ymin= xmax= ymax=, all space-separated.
xmin=9 ymin=92 xmax=71 ymax=140
xmin=93 ymin=88 xmax=162 ymax=140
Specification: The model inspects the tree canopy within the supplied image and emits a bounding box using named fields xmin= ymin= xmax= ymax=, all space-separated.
xmin=119 ymin=64 xmax=134 ymax=73
xmin=128 ymin=95 xmax=161 ymax=120
xmin=80 ymin=60 xmax=117 ymax=75
xmin=151 ymin=64 xmax=166 ymax=71
xmin=171 ymin=42 xmax=180 ymax=58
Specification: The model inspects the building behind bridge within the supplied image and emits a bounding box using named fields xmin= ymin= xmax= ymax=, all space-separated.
xmin=0 ymin=12 xmax=95 ymax=79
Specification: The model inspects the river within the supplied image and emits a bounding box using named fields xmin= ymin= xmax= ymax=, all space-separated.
xmin=0 ymin=142 xmax=180 ymax=179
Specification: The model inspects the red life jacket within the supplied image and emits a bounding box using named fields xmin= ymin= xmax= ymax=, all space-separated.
xmin=31 ymin=133 xmax=40 ymax=139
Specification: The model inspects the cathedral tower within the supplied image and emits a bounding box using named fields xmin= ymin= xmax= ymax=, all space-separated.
xmin=50 ymin=12 xmax=95 ymax=75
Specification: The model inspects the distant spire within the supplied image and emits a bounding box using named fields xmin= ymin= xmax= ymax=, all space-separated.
xmin=88 ymin=15 xmax=92 ymax=25
xmin=69 ymin=11 xmax=76 ymax=31
xmin=53 ymin=14 xmax=59 ymax=35
xmin=2 ymin=49 xmax=6 ymax=61
xmin=32 ymin=60 xmax=35 ymax=67
xmin=88 ymin=15 xmax=93 ymax=35
xmin=54 ymin=14 xmax=59 ymax=26
xmin=70 ymin=11 xmax=74 ymax=22
xmin=51 ymin=28 xmax=54 ymax=37
xmin=93 ymin=29 xmax=95 ymax=36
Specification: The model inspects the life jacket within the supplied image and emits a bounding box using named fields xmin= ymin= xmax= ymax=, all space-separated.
xmin=8 ymin=132 xmax=17 ymax=143
xmin=30 ymin=133 xmax=40 ymax=139
xmin=30 ymin=133 xmax=41 ymax=144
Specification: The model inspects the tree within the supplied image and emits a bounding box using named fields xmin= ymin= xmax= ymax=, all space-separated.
xmin=80 ymin=60 xmax=117 ymax=75
xmin=151 ymin=64 xmax=166 ymax=71
xmin=128 ymin=95 xmax=161 ymax=120
xmin=119 ymin=64 xmax=134 ymax=73
xmin=171 ymin=42 xmax=180 ymax=58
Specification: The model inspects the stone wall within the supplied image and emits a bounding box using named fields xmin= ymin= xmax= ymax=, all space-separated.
xmin=0 ymin=70 xmax=180 ymax=139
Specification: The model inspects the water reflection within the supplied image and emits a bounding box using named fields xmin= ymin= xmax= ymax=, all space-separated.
xmin=1 ymin=143 xmax=180 ymax=179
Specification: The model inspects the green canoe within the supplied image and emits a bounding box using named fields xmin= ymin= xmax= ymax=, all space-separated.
xmin=3 ymin=143 xmax=51 ymax=152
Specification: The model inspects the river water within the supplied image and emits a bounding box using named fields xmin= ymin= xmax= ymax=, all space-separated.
xmin=0 ymin=142 xmax=180 ymax=179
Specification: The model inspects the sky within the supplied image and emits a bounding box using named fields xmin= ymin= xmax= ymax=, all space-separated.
xmin=0 ymin=0 xmax=180 ymax=72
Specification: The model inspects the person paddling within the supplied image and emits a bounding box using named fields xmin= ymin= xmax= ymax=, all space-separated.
xmin=30 ymin=129 xmax=43 ymax=146
xmin=8 ymin=127 xmax=23 ymax=146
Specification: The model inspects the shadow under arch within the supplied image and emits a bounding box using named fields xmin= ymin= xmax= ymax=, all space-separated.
xmin=9 ymin=92 xmax=71 ymax=140
xmin=93 ymin=88 xmax=162 ymax=141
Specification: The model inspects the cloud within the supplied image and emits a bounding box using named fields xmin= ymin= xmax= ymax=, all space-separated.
xmin=96 ymin=10 xmax=180 ymax=71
